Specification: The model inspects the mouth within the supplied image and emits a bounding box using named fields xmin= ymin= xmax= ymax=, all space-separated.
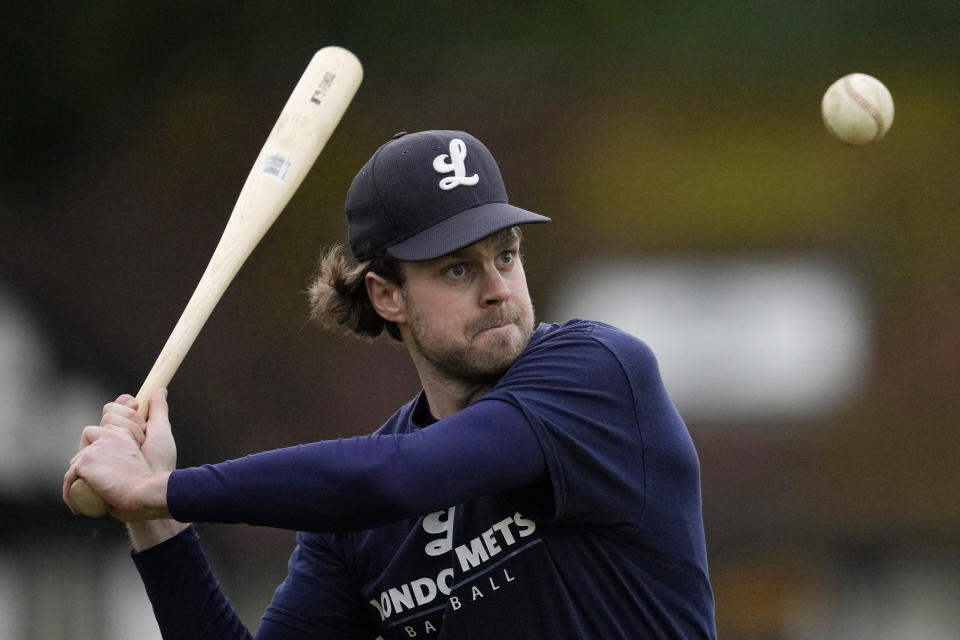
xmin=474 ymin=320 xmax=515 ymax=339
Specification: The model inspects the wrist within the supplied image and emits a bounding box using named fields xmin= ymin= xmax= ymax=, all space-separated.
xmin=137 ymin=470 xmax=173 ymax=519
xmin=125 ymin=471 xmax=188 ymax=552
xmin=127 ymin=519 xmax=190 ymax=552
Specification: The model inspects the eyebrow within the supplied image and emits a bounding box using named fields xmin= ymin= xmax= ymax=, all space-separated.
xmin=497 ymin=227 xmax=521 ymax=246
xmin=445 ymin=229 xmax=520 ymax=261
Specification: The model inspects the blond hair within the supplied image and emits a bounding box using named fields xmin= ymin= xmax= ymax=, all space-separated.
xmin=307 ymin=244 xmax=405 ymax=341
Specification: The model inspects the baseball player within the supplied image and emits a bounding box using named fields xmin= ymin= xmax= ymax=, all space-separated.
xmin=64 ymin=130 xmax=716 ymax=638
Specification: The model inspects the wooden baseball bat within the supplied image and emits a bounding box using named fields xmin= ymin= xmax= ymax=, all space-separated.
xmin=69 ymin=46 xmax=363 ymax=517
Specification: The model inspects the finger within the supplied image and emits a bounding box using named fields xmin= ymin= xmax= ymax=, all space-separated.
xmin=75 ymin=424 xmax=137 ymax=458
xmin=66 ymin=426 xmax=139 ymax=511
xmin=102 ymin=400 xmax=142 ymax=423
xmin=101 ymin=410 xmax=146 ymax=445
xmin=71 ymin=430 xmax=100 ymax=466
xmin=146 ymin=388 xmax=170 ymax=434
xmin=77 ymin=425 xmax=105 ymax=451
xmin=102 ymin=400 xmax=147 ymax=443
xmin=116 ymin=394 xmax=138 ymax=410
xmin=62 ymin=463 xmax=79 ymax=513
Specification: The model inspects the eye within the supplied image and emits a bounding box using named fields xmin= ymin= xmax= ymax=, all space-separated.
xmin=446 ymin=263 xmax=467 ymax=279
xmin=498 ymin=250 xmax=516 ymax=266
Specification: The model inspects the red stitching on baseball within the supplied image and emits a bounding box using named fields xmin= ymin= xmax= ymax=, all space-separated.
xmin=842 ymin=75 xmax=885 ymax=142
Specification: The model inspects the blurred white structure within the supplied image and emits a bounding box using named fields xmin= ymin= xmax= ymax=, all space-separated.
xmin=787 ymin=555 xmax=960 ymax=640
xmin=547 ymin=255 xmax=872 ymax=424
xmin=0 ymin=285 xmax=162 ymax=640
xmin=0 ymin=287 xmax=108 ymax=493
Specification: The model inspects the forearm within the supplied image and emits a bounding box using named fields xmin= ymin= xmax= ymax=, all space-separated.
xmin=168 ymin=399 xmax=546 ymax=532
xmin=133 ymin=526 xmax=252 ymax=640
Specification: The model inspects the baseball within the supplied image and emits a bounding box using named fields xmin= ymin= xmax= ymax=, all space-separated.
xmin=821 ymin=73 xmax=894 ymax=146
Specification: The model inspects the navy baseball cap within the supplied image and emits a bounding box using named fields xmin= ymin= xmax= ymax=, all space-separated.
xmin=346 ymin=130 xmax=550 ymax=261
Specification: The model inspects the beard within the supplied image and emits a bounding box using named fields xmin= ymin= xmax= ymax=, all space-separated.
xmin=406 ymin=301 xmax=536 ymax=384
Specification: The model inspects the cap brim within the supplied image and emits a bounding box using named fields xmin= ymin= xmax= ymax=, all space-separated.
xmin=385 ymin=203 xmax=550 ymax=261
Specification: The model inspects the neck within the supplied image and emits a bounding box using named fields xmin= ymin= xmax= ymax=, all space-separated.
xmin=409 ymin=353 xmax=497 ymax=420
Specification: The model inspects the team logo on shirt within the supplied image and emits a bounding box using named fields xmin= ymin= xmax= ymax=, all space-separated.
xmin=422 ymin=507 xmax=454 ymax=556
xmin=368 ymin=507 xmax=539 ymax=630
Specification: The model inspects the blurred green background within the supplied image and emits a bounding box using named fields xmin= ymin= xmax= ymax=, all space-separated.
xmin=1 ymin=1 xmax=958 ymax=638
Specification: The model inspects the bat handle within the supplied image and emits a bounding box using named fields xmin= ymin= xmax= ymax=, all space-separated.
xmin=68 ymin=387 xmax=153 ymax=517
xmin=68 ymin=479 xmax=110 ymax=518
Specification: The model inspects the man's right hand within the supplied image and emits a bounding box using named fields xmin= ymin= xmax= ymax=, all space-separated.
xmin=63 ymin=389 xmax=177 ymax=520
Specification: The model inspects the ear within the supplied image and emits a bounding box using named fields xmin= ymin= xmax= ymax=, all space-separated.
xmin=365 ymin=271 xmax=406 ymax=324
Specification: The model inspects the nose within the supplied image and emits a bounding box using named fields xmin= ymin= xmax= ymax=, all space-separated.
xmin=480 ymin=266 xmax=511 ymax=307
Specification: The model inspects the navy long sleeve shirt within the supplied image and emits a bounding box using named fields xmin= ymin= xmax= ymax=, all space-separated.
xmin=133 ymin=320 xmax=716 ymax=639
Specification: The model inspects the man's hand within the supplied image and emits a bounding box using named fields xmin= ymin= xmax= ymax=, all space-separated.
xmin=63 ymin=389 xmax=176 ymax=521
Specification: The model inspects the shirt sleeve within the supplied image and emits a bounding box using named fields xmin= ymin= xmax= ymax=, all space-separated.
xmin=131 ymin=526 xmax=253 ymax=640
xmin=167 ymin=398 xmax=547 ymax=532
xmin=132 ymin=527 xmax=378 ymax=639
xmin=485 ymin=324 xmax=655 ymax=528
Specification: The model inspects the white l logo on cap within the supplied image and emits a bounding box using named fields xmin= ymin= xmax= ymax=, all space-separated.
xmin=433 ymin=138 xmax=480 ymax=191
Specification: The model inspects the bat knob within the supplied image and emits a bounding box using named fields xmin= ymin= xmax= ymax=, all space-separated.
xmin=69 ymin=479 xmax=110 ymax=517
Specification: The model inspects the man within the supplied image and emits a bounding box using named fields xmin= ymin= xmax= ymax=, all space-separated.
xmin=64 ymin=130 xmax=716 ymax=638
